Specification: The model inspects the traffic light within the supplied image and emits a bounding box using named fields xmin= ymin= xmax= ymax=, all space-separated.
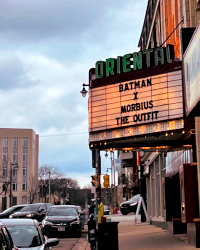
xmin=103 ymin=174 xmax=110 ymax=188
xmin=91 ymin=175 xmax=96 ymax=187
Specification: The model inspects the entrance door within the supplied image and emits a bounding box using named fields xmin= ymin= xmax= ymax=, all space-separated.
xmin=12 ymin=197 xmax=17 ymax=206
xmin=2 ymin=197 xmax=7 ymax=211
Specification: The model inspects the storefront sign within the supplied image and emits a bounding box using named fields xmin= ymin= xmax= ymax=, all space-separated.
xmin=183 ymin=22 xmax=200 ymax=116
xmin=95 ymin=45 xmax=174 ymax=79
xmin=89 ymin=70 xmax=183 ymax=133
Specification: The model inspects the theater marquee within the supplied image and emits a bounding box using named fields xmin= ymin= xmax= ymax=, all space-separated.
xmin=88 ymin=48 xmax=185 ymax=144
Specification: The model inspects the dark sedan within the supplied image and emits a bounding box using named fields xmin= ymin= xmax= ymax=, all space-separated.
xmin=1 ymin=218 xmax=59 ymax=250
xmin=120 ymin=194 xmax=140 ymax=215
xmin=10 ymin=203 xmax=52 ymax=222
xmin=0 ymin=205 xmax=27 ymax=219
xmin=42 ymin=205 xmax=81 ymax=238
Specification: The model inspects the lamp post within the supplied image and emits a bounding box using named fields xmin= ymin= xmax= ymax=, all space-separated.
xmin=10 ymin=162 xmax=19 ymax=207
xmin=39 ymin=179 xmax=44 ymax=203
xmin=110 ymin=151 xmax=116 ymax=213
xmin=106 ymin=168 xmax=112 ymax=207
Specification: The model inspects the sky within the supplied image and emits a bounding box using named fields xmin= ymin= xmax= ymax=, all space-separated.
xmin=0 ymin=0 xmax=147 ymax=188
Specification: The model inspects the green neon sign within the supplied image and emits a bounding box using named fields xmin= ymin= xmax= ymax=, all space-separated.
xmin=95 ymin=44 xmax=175 ymax=79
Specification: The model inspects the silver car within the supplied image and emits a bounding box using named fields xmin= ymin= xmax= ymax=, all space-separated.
xmin=1 ymin=218 xmax=59 ymax=250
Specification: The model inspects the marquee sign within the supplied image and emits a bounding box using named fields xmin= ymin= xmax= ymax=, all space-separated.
xmin=89 ymin=70 xmax=183 ymax=136
xmin=95 ymin=44 xmax=174 ymax=79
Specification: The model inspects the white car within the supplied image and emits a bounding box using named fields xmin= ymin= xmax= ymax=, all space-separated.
xmin=1 ymin=218 xmax=59 ymax=250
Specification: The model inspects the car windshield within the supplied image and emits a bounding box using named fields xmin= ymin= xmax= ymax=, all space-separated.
xmin=7 ymin=225 xmax=42 ymax=248
xmin=1 ymin=207 xmax=15 ymax=214
xmin=48 ymin=207 xmax=78 ymax=216
xmin=104 ymin=206 xmax=108 ymax=210
xmin=76 ymin=206 xmax=81 ymax=212
xmin=130 ymin=195 xmax=140 ymax=202
xmin=20 ymin=204 xmax=40 ymax=212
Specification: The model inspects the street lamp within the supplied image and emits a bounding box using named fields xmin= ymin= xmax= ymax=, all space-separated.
xmin=10 ymin=162 xmax=19 ymax=207
xmin=39 ymin=179 xmax=45 ymax=203
xmin=80 ymin=83 xmax=89 ymax=97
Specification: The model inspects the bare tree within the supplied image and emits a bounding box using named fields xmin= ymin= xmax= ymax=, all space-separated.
xmin=39 ymin=165 xmax=80 ymax=203
xmin=83 ymin=184 xmax=91 ymax=189
xmin=28 ymin=176 xmax=39 ymax=204
xmin=39 ymin=165 xmax=63 ymax=181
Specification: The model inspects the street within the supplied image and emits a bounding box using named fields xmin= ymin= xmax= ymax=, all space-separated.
xmin=53 ymin=214 xmax=198 ymax=250
xmin=52 ymin=228 xmax=88 ymax=250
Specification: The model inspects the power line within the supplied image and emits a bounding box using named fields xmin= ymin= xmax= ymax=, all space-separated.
xmin=40 ymin=132 xmax=88 ymax=138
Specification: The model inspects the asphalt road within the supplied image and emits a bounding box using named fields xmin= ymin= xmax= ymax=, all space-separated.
xmin=52 ymin=231 xmax=87 ymax=250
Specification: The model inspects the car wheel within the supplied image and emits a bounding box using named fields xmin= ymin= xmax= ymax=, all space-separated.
xmin=76 ymin=228 xmax=82 ymax=238
xmin=121 ymin=212 xmax=128 ymax=215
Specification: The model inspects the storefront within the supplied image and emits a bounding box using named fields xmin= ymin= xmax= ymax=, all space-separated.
xmin=87 ymin=43 xmax=194 ymax=225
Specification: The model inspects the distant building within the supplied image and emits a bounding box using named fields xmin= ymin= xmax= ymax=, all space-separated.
xmin=0 ymin=128 xmax=39 ymax=210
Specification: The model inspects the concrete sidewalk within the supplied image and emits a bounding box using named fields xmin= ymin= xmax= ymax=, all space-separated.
xmin=72 ymin=222 xmax=196 ymax=250
xmin=119 ymin=223 xmax=196 ymax=250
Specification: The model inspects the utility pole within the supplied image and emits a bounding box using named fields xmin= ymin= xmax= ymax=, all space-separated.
xmin=49 ymin=171 xmax=51 ymax=203
xmin=10 ymin=163 xmax=12 ymax=207
xmin=110 ymin=151 xmax=116 ymax=213
xmin=41 ymin=179 xmax=44 ymax=203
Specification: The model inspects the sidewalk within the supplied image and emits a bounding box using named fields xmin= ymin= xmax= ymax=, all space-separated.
xmin=72 ymin=222 xmax=196 ymax=250
xmin=119 ymin=223 xmax=195 ymax=250
xmin=71 ymin=226 xmax=91 ymax=250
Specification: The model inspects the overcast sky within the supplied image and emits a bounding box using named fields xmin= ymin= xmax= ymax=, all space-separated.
xmin=0 ymin=0 xmax=147 ymax=187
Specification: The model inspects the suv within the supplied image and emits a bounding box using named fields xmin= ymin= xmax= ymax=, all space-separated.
xmin=10 ymin=203 xmax=52 ymax=222
xmin=120 ymin=194 xmax=140 ymax=215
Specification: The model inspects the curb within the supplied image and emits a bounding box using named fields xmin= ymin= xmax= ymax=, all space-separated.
xmin=71 ymin=235 xmax=90 ymax=250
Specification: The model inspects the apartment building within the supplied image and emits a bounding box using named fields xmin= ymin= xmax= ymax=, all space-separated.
xmin=0 ymin=128 xmax=39 ymax=210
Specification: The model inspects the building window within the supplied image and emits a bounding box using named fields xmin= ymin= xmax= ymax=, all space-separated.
xmin=23 ymin=138 xmax=28 ymax=148
xmin=23 ymin=153 xmax=27 ymax=162
xmin=13 ymin=153 xmax=18 ymax=163
xmin=23 ymin=167 xmax=27 ymax=176
xmin=3 ymin=168 xmax=7 ymax=178
xmin=13 ymin=138 xmax=18 ymax=147
xmin=3 ymin=153 xmax=7 ymax=162
xmin=13 ymin=169 xmax=17 ymax=177
xmin=3 ymin=138 xmax=8 ymax=147
xmin=22 ymin=182 xmax=27 ymax=191
xmin=13 ymin=182 xmax=17 ymax=191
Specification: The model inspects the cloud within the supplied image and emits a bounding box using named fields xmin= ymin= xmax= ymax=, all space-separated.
xmin=0 ymin=0 xmax=147 ymax=187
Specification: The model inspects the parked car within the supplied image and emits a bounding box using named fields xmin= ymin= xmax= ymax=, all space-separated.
xmin=120 ymin=194 xmax=140 ymax=215
xmin=104 ymin=205 xmax=111 ymax=215
xmin=1 ymin=218 xmax=59 ymax=250
xmin=0 ymin=205 xmax=27 ymax=219
xmin=10 ymin=203 xmax=52 ymax=222
xmin=0 ymin=220 xmax=13 ymax=250
xmin=42 ymin=205 xmax=82 ymax=238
